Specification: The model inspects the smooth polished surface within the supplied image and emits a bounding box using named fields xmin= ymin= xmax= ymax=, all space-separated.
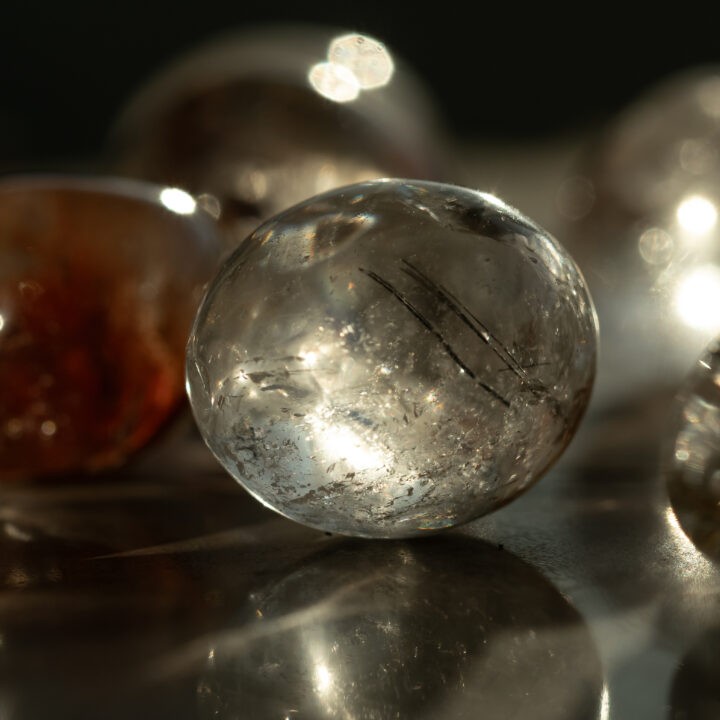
xmin=0 ymin=177 xmax=219 ymax=480
xmin=111 ymin=26 xmax=447 ymax=251
xmin=187 ymin=180 xmax=597 ymax=537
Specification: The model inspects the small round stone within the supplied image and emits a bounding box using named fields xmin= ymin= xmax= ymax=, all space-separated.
xmin=666 ymin=338 xmax=720 ymax=559
xmin=0 ymin=177 xmax=219 ymax=481
xmin=187 ymin=180 xmax=597 ymax=537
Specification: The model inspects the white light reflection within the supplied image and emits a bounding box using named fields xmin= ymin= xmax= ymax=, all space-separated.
xmin=309 ymin=33 xmax=394 ymax=103
xmin=665 ymin=506 xmax=697 ymax=554
xmin=599 ymin=684 xmax=610 ymax=720
xmin=309 ymin=62 xmax=360 ymax=103
xmin=675 ymin=265 xmax=720 ymax=331
xmin=306 ymin=407 xmax=390 ymax=472
xmin=664 ymin=505 xmax=716 ymax=587
xmin=159 ymin=187 xmax=197 ymax=215
xmin=301 ymin=351 xmax=319 ymax=368
xmin=676 ymin=195 xmax=717 ymax=236
xmin=328 ymin=34 xmax=394 ymax=90
xmin=0 ymin=314 xmax=4 ymax=332
xmin=314 ymin=663 xmax=333 ymax=693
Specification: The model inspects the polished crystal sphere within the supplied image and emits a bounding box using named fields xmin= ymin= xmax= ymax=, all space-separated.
xmin=110 ymin=26 xmax=447 ymax=251
xmin=0 ymin=177 xmax=219 ymax=481
xmin=187 ymin=180 xmax=597 ymax=537
xmin=666 ymin=338 xmax=720 ymax=559
xmin=562 ymin=68 xmax=720 ymax=408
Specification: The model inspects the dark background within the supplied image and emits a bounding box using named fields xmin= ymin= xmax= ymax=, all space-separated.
xmin=0 ymin=1 xmax=716 ymax=166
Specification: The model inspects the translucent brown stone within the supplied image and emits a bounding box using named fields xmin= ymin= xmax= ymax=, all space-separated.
xmin=0 ymin=177 xmax=219 ymax=481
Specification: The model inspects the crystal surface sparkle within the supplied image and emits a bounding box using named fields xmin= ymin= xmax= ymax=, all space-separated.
xmin=0 ymin=177 xmax=219 ymax=480
xmin=187 ymin=180 xmax=597 ymax=537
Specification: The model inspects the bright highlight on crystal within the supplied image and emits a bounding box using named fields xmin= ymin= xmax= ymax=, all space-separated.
xmin=308 ymin=62 xmax=360 ymax=102
xmin=675 ymin=265 xmax=720 ymax=331
xmin=328 ymin=34 xmax=395 ymax=90
xmin=676 ymin=195 xmax=717 ymax=236
xmin=159 ymin=187 xmax=198 ymax=215
xmin=308 ymin=32 xmax=394 ymax=102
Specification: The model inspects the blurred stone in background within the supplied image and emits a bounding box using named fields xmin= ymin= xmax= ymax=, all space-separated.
xmin=561 ymin=69 xmax=720 ymax=410
xmin=0 ymin=177 xmax=219 ymax=481
xmin=666 ymin=337 xmax=720 ymax=560
xmin=109 ymin=26 xmax=450 ymax=251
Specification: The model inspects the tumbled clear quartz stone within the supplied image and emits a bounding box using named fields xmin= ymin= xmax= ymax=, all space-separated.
xmin=111 ymin=26 xmax=447 ymax=252
xmin=187 ymin=180 xmax=597 ymax=537
xmin=667 ymin=339 xmax=720 ymax=559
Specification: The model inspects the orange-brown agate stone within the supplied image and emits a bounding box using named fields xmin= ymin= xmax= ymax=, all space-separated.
xmin=0 ymin=178 xmax=218 ymax=480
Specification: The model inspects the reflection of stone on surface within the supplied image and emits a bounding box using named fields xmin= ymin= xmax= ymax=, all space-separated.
xmin=196 ymin=537 xmax=604 ymax=720
xmin=670 ymin=626 xmax=720 ymax=719
xmin=0 ymin=178 xmax=219 ymax=481
xmin=666 ymin=339 xmax=720 ymax=560
xmin=110 ymin=26 xmax=448 ymax=253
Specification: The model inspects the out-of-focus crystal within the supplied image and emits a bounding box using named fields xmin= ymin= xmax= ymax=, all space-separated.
xmin=0 ymin=177 xmax=219 ymax=480
xmin=186 ymin=179 xmax=597 ymax=537
xmin=562 ymin=68 xmax=720 ymax=408
xmin=111 ymin=26 xmax=448 ymax=251
xmin=666 ymin=338 xmax=720 ymax=559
